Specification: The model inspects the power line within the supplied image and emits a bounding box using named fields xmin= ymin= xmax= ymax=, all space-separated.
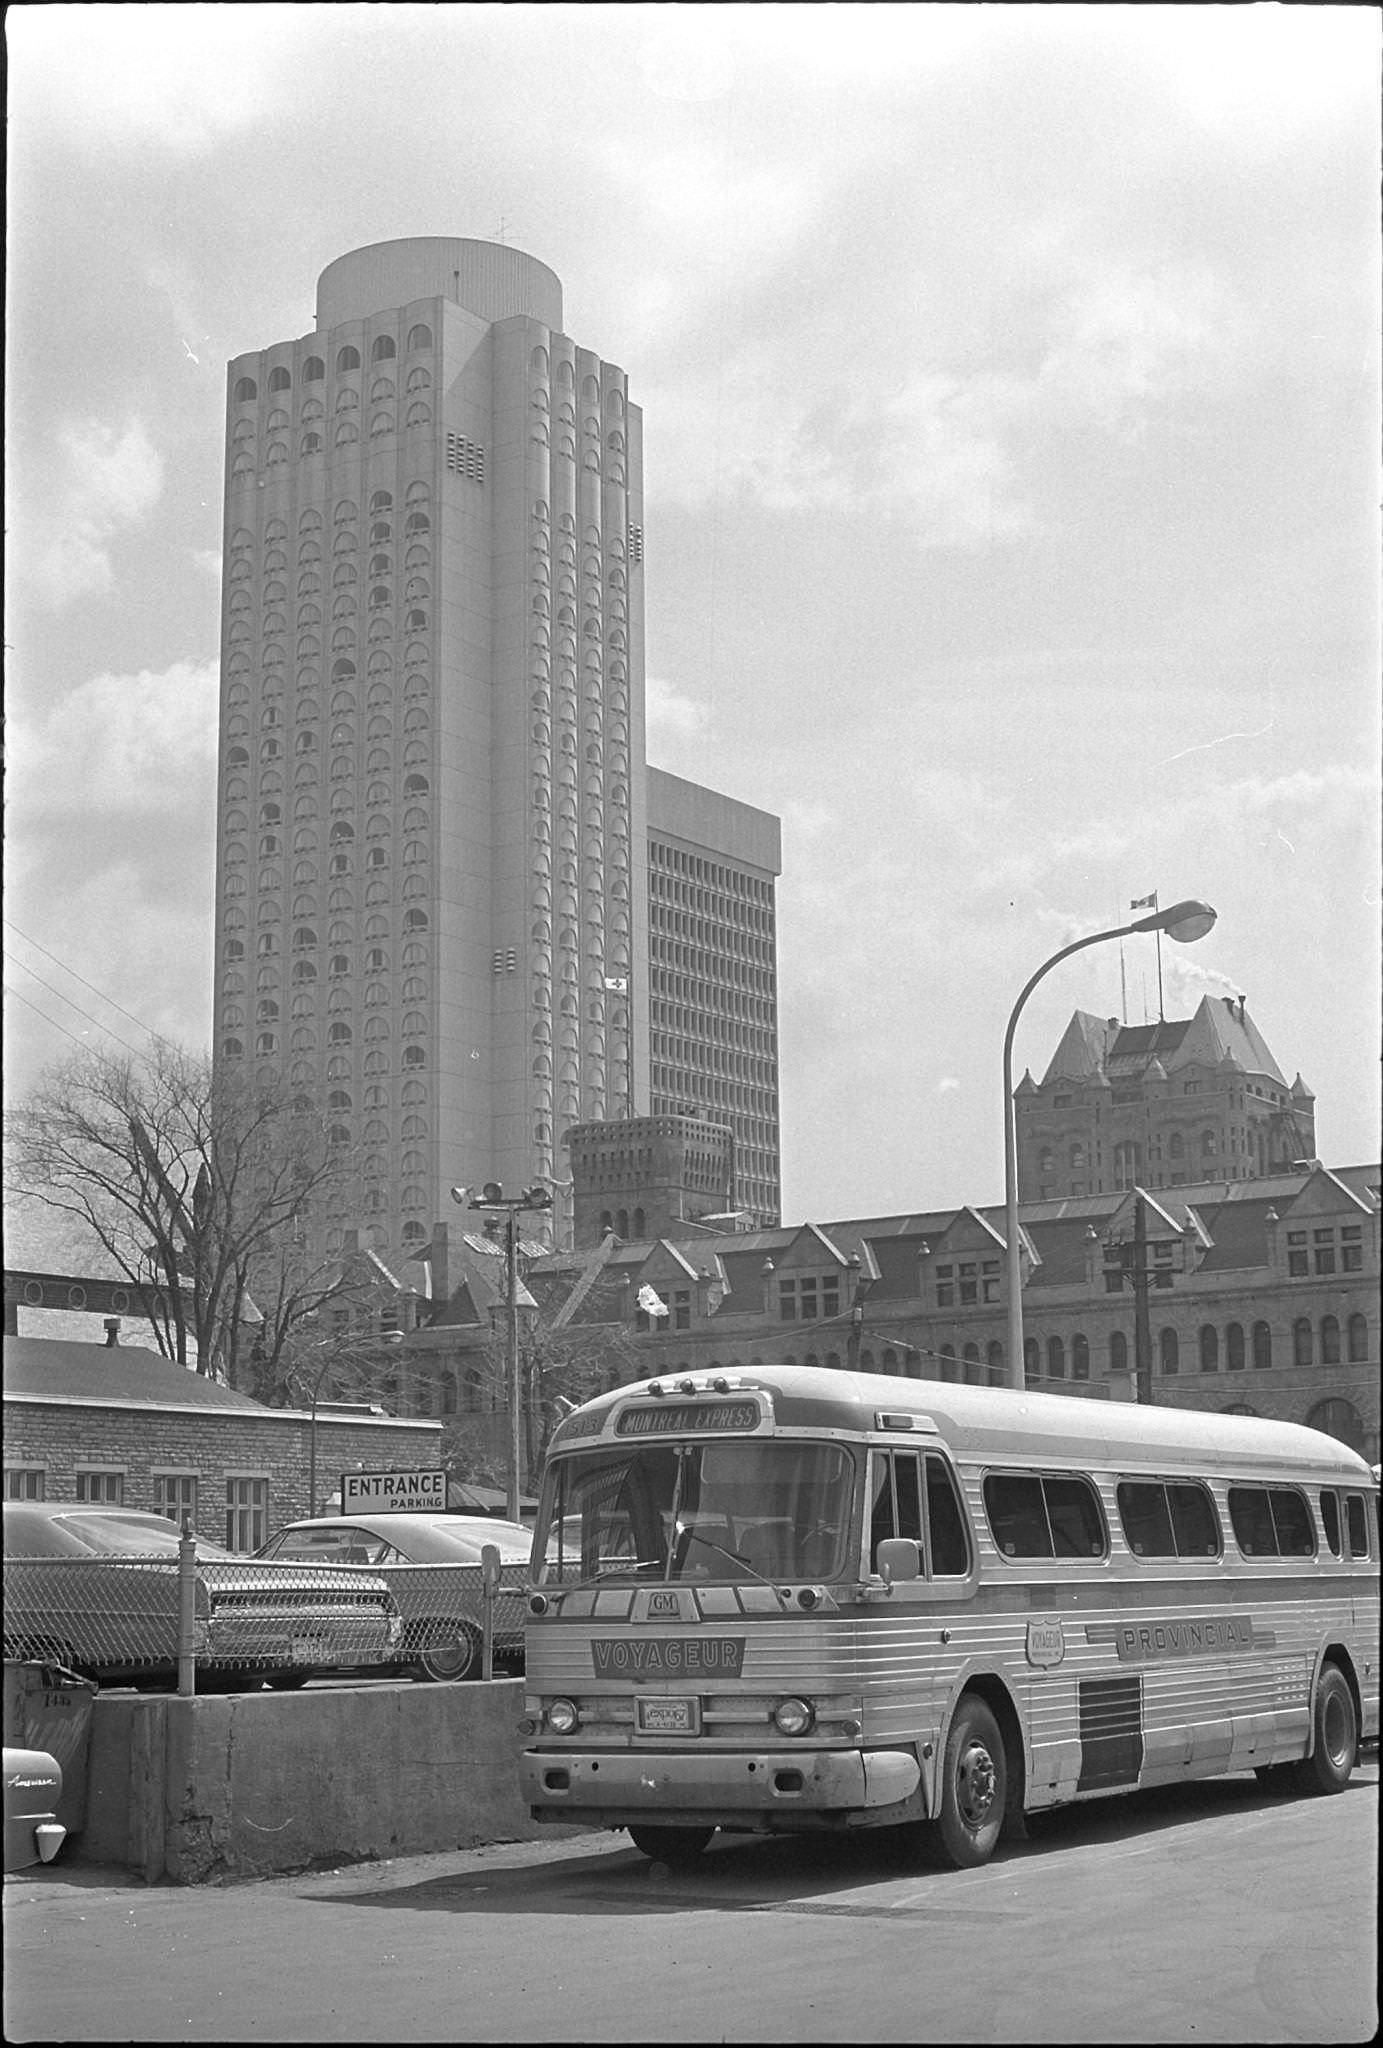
xmin=3 ymin=917 xmax=164 ymax=1042
xmin=3 ymin=956 xmax=150 ymax=1061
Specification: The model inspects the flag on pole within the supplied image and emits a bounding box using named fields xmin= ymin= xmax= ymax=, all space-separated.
xmin=1130 ymin=893 xmax=1157 ymax=910
xmin=636 ymin=1284 xmax=669 ymax=1318
xmin=603 ymin=975 xmax=629 ymax=994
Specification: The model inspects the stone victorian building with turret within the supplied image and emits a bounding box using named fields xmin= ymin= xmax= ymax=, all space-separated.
xmin=1013 ymin=996 xmax=1316 ymax=1203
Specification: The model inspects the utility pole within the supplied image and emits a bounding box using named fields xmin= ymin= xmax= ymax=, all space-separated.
xmin=1133 ymin=1192 xmax=1153 ymax=1406
xmin=466 ymin=1181 xmax=553 ymax=1520
xmin=1103 ymin=1189 xmax=1161 ymax=1404
xmin=845 ymin=1254 xmax=871 ymax=1373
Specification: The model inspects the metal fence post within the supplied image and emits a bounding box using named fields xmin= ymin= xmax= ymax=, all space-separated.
xmin=480 ymin=1542 xmax=500 ymax=1682
xmin=177 ymin=1531 xmax=197 ymax=1697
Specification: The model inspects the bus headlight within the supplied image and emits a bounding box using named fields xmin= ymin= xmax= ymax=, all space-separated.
xmin=547 ymin=1697 xmax=581 ymax=1735
xmin=772 ymin=1696 xmax=816 ymax=1738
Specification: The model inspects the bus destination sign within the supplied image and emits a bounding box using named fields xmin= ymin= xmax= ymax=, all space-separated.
xmin=616 ymin=1400 xmax=760 ymax=1437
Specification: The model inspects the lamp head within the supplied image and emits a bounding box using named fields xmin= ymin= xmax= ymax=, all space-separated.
xmin=1133 ymin=897 xmax=1217 ymax=944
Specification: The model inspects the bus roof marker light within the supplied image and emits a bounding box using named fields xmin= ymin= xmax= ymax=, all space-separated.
xmin=877 ymin=1412 xmax=915 ymax=1430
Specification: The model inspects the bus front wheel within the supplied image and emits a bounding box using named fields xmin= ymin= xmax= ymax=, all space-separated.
xmin=1294 ymin=1664 xmax=1357 ymax=1796
xmin=934 ymin=1695 xmax=1008 ymax=1868
xmin=626 ymin=1824 xmax=714 ymax=1867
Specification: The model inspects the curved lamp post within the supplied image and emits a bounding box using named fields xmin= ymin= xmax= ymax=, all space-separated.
xmin=1002 ymin=899 xmax=1217 ymax=1392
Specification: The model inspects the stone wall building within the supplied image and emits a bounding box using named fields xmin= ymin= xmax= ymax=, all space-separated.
xmin=1015 ymin=996 xmax=1316 ymax=1201
xmin=518 ymin=1162 xmax=1379 ymax=1463
xmin=3 ymin=1335 xmax=441 ymax=1548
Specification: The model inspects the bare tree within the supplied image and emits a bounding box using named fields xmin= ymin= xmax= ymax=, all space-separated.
xmin=7 ymin=1037 xmax=363 ymax=1387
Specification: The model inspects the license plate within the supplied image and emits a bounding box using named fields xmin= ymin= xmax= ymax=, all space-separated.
xmin=290 ymin=1639 xmax=322 ymax=1664
xmin=636 ymin=1696 xmax=700 ymax=1735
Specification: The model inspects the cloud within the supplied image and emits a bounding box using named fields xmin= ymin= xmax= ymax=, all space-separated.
xmin=646 ymin=352 xmax=1029 ymax=548
xmin=645 ymin=673 xmax=712 ymax=751
xmin=10 ymin=661 xmax=219 ymax=818
xmin=4 ymin=660 xmax=219 ymax=1099
xmin=8 ymin=4 xmax=312 ymax=154
xmin=1036 ymin=265 xmax=1239 ymax=440
xmin=1140 ymin=5 xmax=1379 ymax=131
xmin=25 ymin=418 xmax=164 ymax=607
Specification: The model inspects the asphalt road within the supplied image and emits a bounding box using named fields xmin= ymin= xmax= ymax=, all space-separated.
xmin=5 ymin=1758 xmax=1377 ymax=2044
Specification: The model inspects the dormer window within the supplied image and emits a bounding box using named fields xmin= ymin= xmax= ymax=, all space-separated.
xmin=779 ymin=1274 xmax=840 ymax=1323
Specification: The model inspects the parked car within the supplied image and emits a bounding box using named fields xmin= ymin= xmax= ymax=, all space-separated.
xmin=2 ymin=1503 xmax=401 ymax=1691
xmin=4 ymin=1746 xmax=66 ymax=1872
xmin=256 ymin=1512 xmax=537 ymax=1681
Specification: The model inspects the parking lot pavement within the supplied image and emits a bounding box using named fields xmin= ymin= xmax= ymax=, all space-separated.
xmin=4 ymin=1764 xmax=1377 ymax=2045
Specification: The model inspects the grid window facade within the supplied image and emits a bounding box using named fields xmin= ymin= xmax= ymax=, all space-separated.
xmin=646 ymin=838 xmax=780 ymax=1224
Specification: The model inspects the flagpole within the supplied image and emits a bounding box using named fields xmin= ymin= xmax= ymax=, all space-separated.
xmin=1129 ymin=892 xmax=1162 ymax=1024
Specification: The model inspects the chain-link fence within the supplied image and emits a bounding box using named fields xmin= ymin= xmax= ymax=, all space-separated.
xmin=2 ymin=1555 xmax=401 ymax=1687
xmin=2 ymin=1553 xmax=543 ymax=1689
xmin=364 ymin=1561 xmax=531 ymax=1680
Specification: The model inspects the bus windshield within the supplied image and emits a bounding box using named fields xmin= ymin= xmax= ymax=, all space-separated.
xmin=536 ymin=1438 xmax=855 ymax=1585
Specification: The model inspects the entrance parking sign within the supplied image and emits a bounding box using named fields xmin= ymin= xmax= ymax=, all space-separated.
xmin=341 ymin=1469 xmax=448 ymax=1513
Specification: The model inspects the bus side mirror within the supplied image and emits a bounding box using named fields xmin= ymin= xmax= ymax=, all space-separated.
xmin=876 ymin=1537 xmax=922 ymax=1583
xmin=481 ymin=1543 xmax=502 ymax=1593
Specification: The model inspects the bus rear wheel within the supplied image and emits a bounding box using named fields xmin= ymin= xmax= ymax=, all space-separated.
xmin=1294 ymin=1664 xmax=1357 ymax=1796
xmin=934 ymin=1695 xmax=1008 ymax=1868
xmin=626 ymin=1824 xmax=714 ymax=1867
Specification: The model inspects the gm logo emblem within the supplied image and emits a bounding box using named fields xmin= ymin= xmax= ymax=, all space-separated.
xmin=649 ymin=1590 xmax=680 ymax=1616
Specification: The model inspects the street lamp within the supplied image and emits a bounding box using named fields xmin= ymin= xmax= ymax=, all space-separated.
xmin=467 ymin=1181 xmax=553 ymax=1520
xmin=1002 ymin=899 xmax=1217 ymax=1393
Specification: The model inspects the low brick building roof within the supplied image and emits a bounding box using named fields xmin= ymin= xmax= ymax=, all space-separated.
xmin=3 ymin=1334 xmax=269 ymax=1415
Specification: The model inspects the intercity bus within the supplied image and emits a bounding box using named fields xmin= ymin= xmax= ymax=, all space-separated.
xmin=519 ymin=1364 xmax=1378 ymax=1867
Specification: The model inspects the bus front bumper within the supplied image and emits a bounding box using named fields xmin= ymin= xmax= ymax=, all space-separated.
xmin=521 ymin=1745 xmax=921 ymax=1822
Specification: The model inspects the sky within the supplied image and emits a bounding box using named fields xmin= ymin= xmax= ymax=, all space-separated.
xmin=5 ymin=2 xmax=1380 ymax=1229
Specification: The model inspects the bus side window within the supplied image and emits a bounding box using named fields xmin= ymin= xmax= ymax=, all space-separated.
xmin=1319 ymin=1490 xmax=1342 ymax=1557
xmin=1344 ymin=1493 xmax=1370 ymax=1559
xmin=1269 ymin=1487 xmax=1315 ymax=1557
xmin=1229 ymin=1484 xmax=1314 ymax=1557
xmin=924 ymin=1455 xmax=969 ymax=1575
xmin=983 ymin=1474 xmax=1050 ymax=1558
xmin=870 ymin=1451 xmax=923 ymax=1568
xmin=1045 ymin=1476 xmax=1105 ymax=1557
xmin=1229 ymin=1486 xmax=1277 ymax=1555
xmin=1117 ymin=1481 xmax=1174 ymax=1557
xmin=1167 ymin=1482 xmax=1220 ymax=1558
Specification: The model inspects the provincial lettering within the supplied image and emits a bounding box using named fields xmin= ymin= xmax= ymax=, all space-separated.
xmin=1115 ymin=1616 xmax=1255 ymax=1662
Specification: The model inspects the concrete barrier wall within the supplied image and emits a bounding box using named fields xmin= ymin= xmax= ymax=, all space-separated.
xmin=80 ymin=1680 xmax=561 ymax=1884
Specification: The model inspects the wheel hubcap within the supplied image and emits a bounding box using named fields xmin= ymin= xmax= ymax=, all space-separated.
xmin=1323 ymin=1691 xmax=1351 ymax=1766
xmin=958 ymin=1742 xmax=997 ymax=1827
xmin=423 ymin=1638 xmax=473 ymax=1680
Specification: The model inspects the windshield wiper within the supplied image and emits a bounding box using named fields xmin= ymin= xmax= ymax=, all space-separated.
xmin=680 ymin=1529 xmax=789 ymax=1606
xmin=592 ymin=1557 xmax=666 ymax=1581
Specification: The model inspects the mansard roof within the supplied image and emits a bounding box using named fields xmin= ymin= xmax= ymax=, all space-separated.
xmin=1040 ymin=1011 xmax=1113 ymax=1084
xmin=1041 ymin=996 xmax=1292 ymax=1090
